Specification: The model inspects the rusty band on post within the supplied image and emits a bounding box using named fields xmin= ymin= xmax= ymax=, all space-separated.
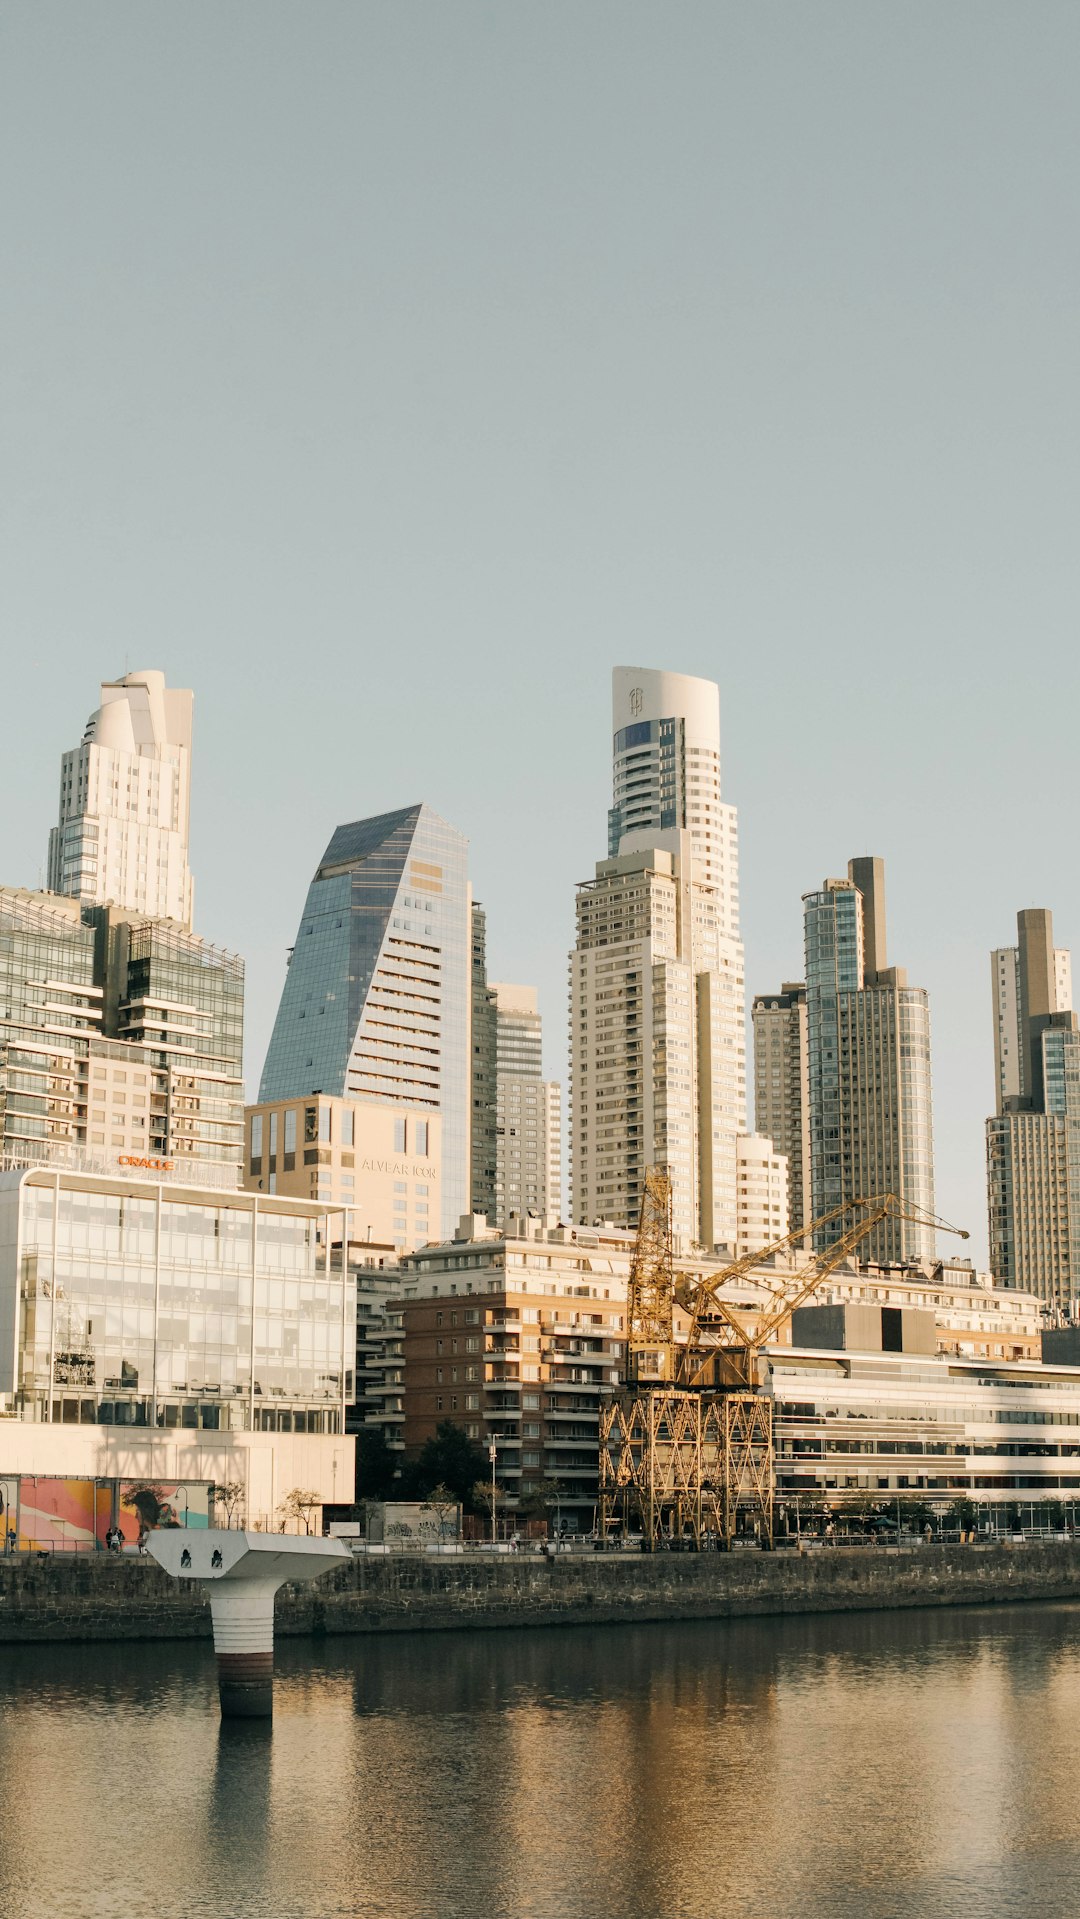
xmin=216 ymin=1650 xmax=275 ymax=1717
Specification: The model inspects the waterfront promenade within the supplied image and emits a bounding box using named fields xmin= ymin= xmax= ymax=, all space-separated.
xmin=4 ymin=1539 xmax=1080 ymax=1643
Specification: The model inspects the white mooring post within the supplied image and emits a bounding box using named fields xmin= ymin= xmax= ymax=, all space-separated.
xmin=148 ymin=1530 xmax=349 ymax=1718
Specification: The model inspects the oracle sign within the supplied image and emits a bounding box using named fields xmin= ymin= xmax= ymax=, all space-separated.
xmin=118 ymin=1154 xmax=175 ymax=1173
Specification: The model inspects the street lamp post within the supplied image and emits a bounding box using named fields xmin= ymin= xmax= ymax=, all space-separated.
xmin=488 ymin=1440 xmax=497 ymax=1546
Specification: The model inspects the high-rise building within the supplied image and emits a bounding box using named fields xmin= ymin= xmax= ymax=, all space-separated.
xmin=469 ymin=904 xmax=560 ymax=1225
xmin=258 ymin=805 xmax=470 ymax=1237
xmin=752 ymin=983 xmax=811 ymax=1238
xmin=991 ymin=936 xmax=1072 ymax=1110
xmin=0 ymin=888 xmax=243 ymax=1177
xmin=987 ymin=907 xmax=1080 ymax=1305
xmin=48 ymin=670 xmax=194 ymax=929
xmin=487 ymin=985 xmax=561 ymax=1225
xmin=571 ymin=668 xmax=745 ymax=1248
xmin=800 ymin=856 xmax=935 ymax=1264
xmin=470 ymin=904 xmax=497 ymax=1221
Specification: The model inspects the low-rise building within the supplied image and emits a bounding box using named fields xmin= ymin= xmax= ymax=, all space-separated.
xmin=770 ymin=1342 xmax=1080 ymax=1522
xmin=0 ymin=1152 xmax=355 ymax=1526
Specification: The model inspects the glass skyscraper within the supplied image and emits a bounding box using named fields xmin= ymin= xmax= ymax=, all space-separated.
xmin=259 ymin=804 xmax=470 ymax=1237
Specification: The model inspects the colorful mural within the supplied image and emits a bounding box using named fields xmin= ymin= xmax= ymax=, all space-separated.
xmin=2 ymin=1477 xmax=212 ymax=1550
xmin=117 ymin=1481 xmax=210 ymax=1544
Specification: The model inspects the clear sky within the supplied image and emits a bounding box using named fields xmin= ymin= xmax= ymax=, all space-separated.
xmin=3 ymin=4 xmax=1079 ymax=1265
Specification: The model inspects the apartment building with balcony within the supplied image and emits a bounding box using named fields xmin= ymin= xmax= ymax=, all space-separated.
xmin=381 ymin=1212 xmax=1044 ymax=1524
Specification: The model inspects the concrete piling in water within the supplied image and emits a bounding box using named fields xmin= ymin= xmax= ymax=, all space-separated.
xmin=147 ymin=1530 xmax=348 ymax=1718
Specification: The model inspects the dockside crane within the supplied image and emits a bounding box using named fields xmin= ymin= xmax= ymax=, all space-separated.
xmin=601 ymin=1172 xmax=968 ymax=1550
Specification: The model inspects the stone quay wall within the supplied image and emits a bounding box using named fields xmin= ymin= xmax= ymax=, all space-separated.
xmin=3 ymin=1542 xmax=1080 ymax=1644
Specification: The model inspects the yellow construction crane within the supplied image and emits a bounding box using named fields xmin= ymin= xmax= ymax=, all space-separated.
xmin=603 ymin=1173 xmax=968 ymax=1549
xmin=676 ymin=1192 xmax=969 ymax=1391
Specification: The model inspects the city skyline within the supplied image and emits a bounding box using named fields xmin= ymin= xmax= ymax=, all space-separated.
xmin=6 ymin=10 xmax=1080 ymax=1271
xmin=2 ymin=651 xmax=1075 ymax=1265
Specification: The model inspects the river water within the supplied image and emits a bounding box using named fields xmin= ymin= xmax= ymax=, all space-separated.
xmin=3 ymin=1602 xmax=1080 ymax=1919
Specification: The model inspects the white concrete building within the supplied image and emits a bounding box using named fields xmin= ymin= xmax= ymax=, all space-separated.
xmin=735 ymin=1133 xmax=789 ymax=1255
xmin=572 ymin=668 xmax=745 ymax=1248
xmin=48 ymin=670 xmax=195 ymax=930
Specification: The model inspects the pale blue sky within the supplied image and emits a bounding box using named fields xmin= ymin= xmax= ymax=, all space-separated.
xmin=3 ymin=4 xmax=1079 ymax=1263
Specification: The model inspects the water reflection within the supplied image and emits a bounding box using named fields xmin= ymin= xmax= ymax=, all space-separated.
xmin=3 ymin=1607 xmax=1080 ymax=1917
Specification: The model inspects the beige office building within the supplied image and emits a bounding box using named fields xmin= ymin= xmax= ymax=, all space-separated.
xmin=245 ymin=1094 xmax=440 ymax=1253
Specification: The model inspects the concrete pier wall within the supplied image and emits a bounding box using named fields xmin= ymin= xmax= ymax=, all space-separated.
xmin=2 ymin=1543 xmax=1080 ymax=1644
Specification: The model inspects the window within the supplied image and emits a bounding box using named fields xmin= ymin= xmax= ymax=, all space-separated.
xmin=250 ymin=1114 xmax=263 ymax=1158
xmin=394 ymin=1181 xmax=408 ymax=1193
xmin=394 ymin=1117 xmax=407 ymax=1153
xmin=269 ymin=1111 xmax=278 ymax=1155
xmin=415 ymin=1120 xmax=429 ymax=1156
xmin=284 ymin=1109 xmax=296 ymax=1154
xmin=319 ymin=1106 xmax=332 ymax=1143
xmin=305 ymin=1107 xmax=318 ymax=1143
xmin=341 ymin=1107 xmax=354 ymax=1148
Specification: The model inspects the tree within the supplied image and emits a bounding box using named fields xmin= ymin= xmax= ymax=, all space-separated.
xmin=279 ymin=1487 xmax=321 ymax=1535
xmin=517 ymin=1481 xmax=552 ymax=1528
xmin=212 ymin=1481 xmax=245 ymax=1529
xmin=472 ymin=1478 xmax=505 ymax=1537
xmin=398 ymin=1422 xmax=489 ymax=1510
xmin=356 ymin=1427 xmax=397 ymax=1502
xmin=421 ymin=1483 xmax=460 ymax=1542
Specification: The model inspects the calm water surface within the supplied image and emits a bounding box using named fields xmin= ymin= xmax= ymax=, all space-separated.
xmin=3 ymin=1603 xmax=1080 ymax=1919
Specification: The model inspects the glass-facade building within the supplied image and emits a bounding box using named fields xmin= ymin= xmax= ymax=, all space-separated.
xmin=0 ymin=889 xmax=244 ymax=1178
xmin=1 ymin=1168 xmax=354 ymax=1433
xmin=118 ymin=918 xmax=245 ymax=1168
xmin=0 ymin=891 xmax=103 ymax=1158
xmin=259 ymin=804 xmax=470 ymax=1238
